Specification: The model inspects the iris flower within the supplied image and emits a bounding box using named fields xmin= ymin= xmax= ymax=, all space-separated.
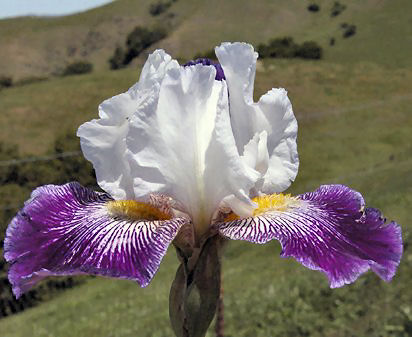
xmin=4 ymin=42 xmax=402 ymax=336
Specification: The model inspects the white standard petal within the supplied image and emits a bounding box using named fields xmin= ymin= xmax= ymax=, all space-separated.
xmin=215 ymin=42 xmax=299 ymax=193
xmin=126 ymin=64 xmax=259 ymax=236
xmin=77 ymin=49 xmax=179 ymax=199
xmin=241 ymin=131 xmax=269 ymax=197
xmin=242 ymin=131 xmax=269 ymax=177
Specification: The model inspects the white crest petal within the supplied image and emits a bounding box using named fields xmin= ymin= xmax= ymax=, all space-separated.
xmin=221 ymin=194 xmax=256 ymax=219
xmin=242 ymin=131 xmax=269 ymax=176
xmin=77 ymin=50 xmax=178 ymax=199
xmin=241 ymin=131 xmax=269 ymax=197
xmin=215 ymin=42 xmax=299 ymax=193
xmin=77 ymin=93 xmax=135 ymax=200
xmin=126 ymin=65 xmax=259 ymax=230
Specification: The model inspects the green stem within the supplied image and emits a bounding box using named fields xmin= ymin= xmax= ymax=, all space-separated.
xmin=169 ymin=236 xmax=222 ymax=337
xmin=215 ymin=270 xmax=224 ymax=337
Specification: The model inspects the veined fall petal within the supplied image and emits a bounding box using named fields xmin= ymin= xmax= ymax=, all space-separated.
xmin=4 ymin=182 xmax=188 ymax=297
xmin=218 ymin=184 xmax=402 ymax=288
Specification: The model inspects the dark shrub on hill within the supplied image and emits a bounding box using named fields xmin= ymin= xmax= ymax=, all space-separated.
xmin=52 ymin=132 xmax=96 ymax=187
xmin=0 ymin=143 xmax=20 ymax=185
xmin=258 ymin=37 xmax=322 ymax=60
xmin=0 ymin=76 xmax=12 ymax=88
xmin=307 ymin=3 xmax=320 ymax=12
xmin=149 ymin=1 xmax=171 ymax=16
xmin=109 ymin=25 xmax=168 ymax=69
xmin=343 ymin=24 xmax=357 ymax=38
xmin=331 ymin=1 xmax=346 ymax=17
xmin=0 ymin=184 xmax=28 ymax=248
xmin=123 ymin=26 xmax=167 ymax=65
xmin=296 ymin=41 xmax=323 ymax=59
xmin=0 ymin=131 xmax=95 ymax=244
xmin=0 ymin=274 xmax=80 ymax=318
xmin=258 ymin=37 xmax=299 ymax=58
xmin=109 ymin=46 xmax=126 ymax=70
xmin=0 ymin=132 xmax=95 ymax=194
xmin=15 ymin=76 xmax=48 ymax=86
xmin=16 ymin=161 xmax=63 ymax=189
xmin=62 ymin=61 xmax=93 ymax=76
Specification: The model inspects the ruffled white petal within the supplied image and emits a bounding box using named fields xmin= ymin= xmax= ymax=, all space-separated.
xmin=215 ymin=42 xmax=299 ymax=193
xmin=126 ymin=65 xmax=259 ymax=233
xmin=77 ymin=93 xmax=135 ymax=200
xmin=77 ymin=50 xmax=179 ymax=199
xmin=241 ymin=131 xmax=269 ymax=196
xmin=130 ymin=49 xmax=179 ymax=93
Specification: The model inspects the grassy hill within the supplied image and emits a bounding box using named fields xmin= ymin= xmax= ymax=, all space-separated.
xmin=0 ymin=0 xmax=411 ymax=336
xmin=0 ymin=0 xmax=166 ymax=79
xmin=1 ymin=0 xmax=411 ymax=79
xmin=162 ymin=0 xmax=412 ymax=68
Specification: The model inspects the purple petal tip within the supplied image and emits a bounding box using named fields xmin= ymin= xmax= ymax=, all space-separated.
xmin=218 ymin=184 xmax=403 ymax=288
xmin=183 ymin=58 xmax=226 ymax=81
xmin=4 ymin=182 xmax=186 ymax=297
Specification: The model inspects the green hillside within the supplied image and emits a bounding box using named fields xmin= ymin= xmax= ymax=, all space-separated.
xmin=0 ymin=0 xmax=164 ymax=79
xmin=1 ymin=0 xmax=411 ymax=79
xmin=0 ymin=0 xmax=411 ymax=336
xmin=162 ymin=0 xmax=412 ymax=68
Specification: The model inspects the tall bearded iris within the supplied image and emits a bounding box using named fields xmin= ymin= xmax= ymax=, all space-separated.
xmin=4 ymin=42 xmax=402 ymax=336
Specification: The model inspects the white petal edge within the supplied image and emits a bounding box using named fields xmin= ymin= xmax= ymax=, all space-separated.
xmin=215 ymin=42 xmax=299 ymax=193
xmin=77 ymin=50 xmax=179 ymax=199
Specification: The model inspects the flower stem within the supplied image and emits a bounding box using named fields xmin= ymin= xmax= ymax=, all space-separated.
xmin=215 ymin=270 xmax=224 ymax=337
xmin=169 ymin=236 xmax=222 ymax=337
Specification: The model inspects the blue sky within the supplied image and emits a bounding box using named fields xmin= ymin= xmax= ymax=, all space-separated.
xmin=0 ymin=0 xmax=113 ymax=19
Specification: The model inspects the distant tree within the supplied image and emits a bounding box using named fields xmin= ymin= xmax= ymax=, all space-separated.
xmin=109 ymin=25 xmax=168 ymax=70
xmin=149 ymin=1 xmax=171 ymax=16
xmin=62 ymin=61 xmax=93 ymax=76
xmin=258 ymin=37 xmax=299 ymax=58
xmin=343 ymin=24 xmax=357 ymax=38
xmin=307 ymin=3 xmax=320 ymax=12
xmin=0 ymin=298 xmax=7 ymax=317
xmin=331 ymin=1 xmax=346 ymax=17
xmin=0 ymin=76 xmax=12 ymax=88
xmin=296 ymin=41 xmax=323 ymax=59
xmin=15 ymin=76 xmax=48 ymax=86
xmin=109 ymin=47 xmax=126 ymax=70
xmin=0 ymin=142 xmax=19 ymax=184
xmin=52 ymin=132 xmax=96 ymax=187
xmin=258 ymin=37 xmax=322 ymax=60
xmin=123 ymin=26 xmax=167 ymax=65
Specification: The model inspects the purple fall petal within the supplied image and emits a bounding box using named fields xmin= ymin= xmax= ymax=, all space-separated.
xmin=4 ymin=182 xmax=187 ymax=298
xmin=218 ymin=184 xmax=403 ymax=288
